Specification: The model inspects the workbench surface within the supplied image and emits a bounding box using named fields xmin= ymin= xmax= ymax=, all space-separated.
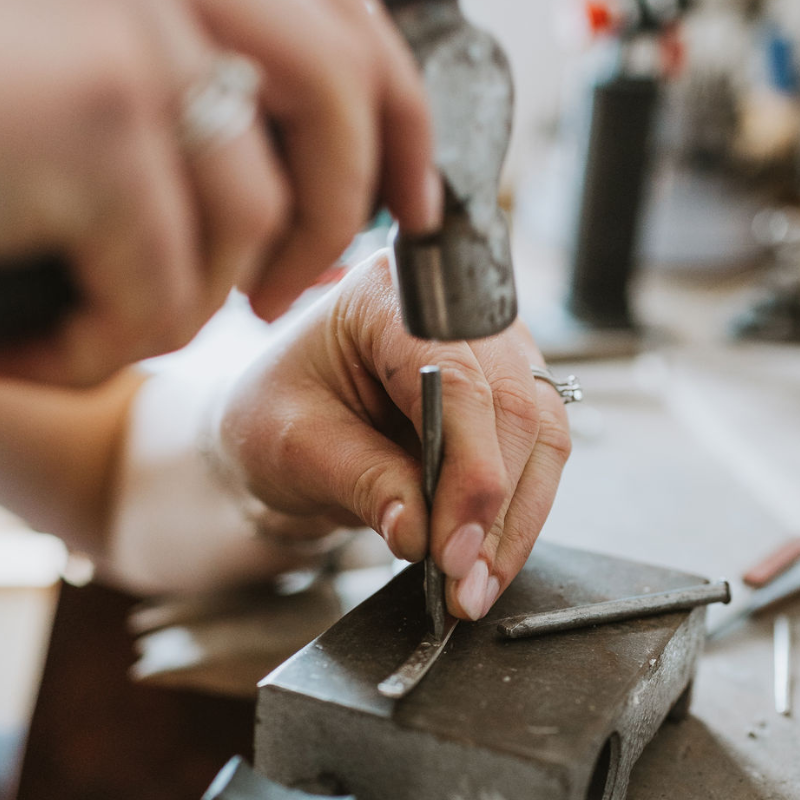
xmin=542 ymin=350 xmax=800 ymax=799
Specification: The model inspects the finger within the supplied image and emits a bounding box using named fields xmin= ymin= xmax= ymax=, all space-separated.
xmin=0 ymin=0 xmax=202 ymax=385
xmin=333 ymin=0 xmax=442 ymax=234
xmin=135 ymin=0 xmax=291 ymax=325
xmin=429 ymin=330 xmax=539 ymax=617
xmin=0 ymin=144 xmax=197 ymax=385
xmin=349 ymin=259 xmax=509 ymax=578
xmin=199 ymin=0 xmax=381 ymax=321
xmin=446 ymin=381 xmax=571 ymax=620
xmin=185 ymin=122 xmax=290 ymax=322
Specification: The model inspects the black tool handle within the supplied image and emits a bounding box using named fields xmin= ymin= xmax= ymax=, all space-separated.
xmin=567 ymin=76 xmax=659 ymax=329
xmin=0 ymin=253 xmax=78 ymax=343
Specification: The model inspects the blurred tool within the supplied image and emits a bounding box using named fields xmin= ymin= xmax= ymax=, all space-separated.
xmin=498 ymin=579 xmax=730 ymax=639
xmin=743 ymin=537 xmax=800 ymax=588
xmin=774 ymin=614 xmax=792 ymax=717
xmin=709 ymin=557 xmax=800 ymax=640
xmin=567 ymin=1 xmax=691 ymax=335
xmin=385 ymin=0 xmax=517 ymax=340
xmin=732 ymin=207 xmax=800 ymax=342
xmin=378 ymin=365 xmax=457 ymax=700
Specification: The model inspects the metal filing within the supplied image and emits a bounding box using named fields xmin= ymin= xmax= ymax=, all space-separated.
xmin=498 ymin=580 xmax=731 ymax=640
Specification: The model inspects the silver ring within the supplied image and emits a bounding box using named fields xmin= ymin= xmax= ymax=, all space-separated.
xmin=530 ymin=366 xmax=583 ymax=404
xmin=178 ymin=53 xmax=261 ymax=154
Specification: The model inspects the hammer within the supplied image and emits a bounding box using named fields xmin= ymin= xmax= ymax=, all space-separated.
xmin=0 ymin=3 xmax=517 ymax=346
xmin=384 ymin=0 xmax=517 ymax=341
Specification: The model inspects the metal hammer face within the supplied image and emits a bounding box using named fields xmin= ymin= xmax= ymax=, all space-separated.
xmin=256 ymin=543 xmax=707 ymax=800
xmin=385 ymin=0 xmax=517 ymax=340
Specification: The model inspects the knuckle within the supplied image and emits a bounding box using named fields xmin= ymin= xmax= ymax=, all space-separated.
xmin=438 ymin=360 xmax=493 ymax=407
xmin=80 ymin=14 xmax=153 ymax=129
xmin=492 ymin=377 xmax=540 ymax=438
xmin=238 ymin=184 xmax=289 ymax=249
xmin=537 ymin=407 xmax=573 ymax=464
xmin=463 ymin=460 xmax=508 ymax=514
xmin=320 ymin=188 xmax=370 ymax=249
xmin=350 ymin=459 xmax=388 ymax=527
xmin=492 ymin=531 xmax=539 ymax=590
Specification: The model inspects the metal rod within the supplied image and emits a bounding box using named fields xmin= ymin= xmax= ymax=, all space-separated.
xmin=421 ymin=365 xmax=447 ymax=641
xmin=774 ymin=614 xmax=792 ymax=717
xmin=498 ymin=581 xmax=731 ymax=640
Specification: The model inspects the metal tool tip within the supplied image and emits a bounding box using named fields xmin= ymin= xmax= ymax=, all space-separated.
xmin=377 ymin=678 xmax=408 ymax=699
xmin=497 ymin=621 xmax=517 ymax=638
xmin=420 ymin=365 xmax=440 ymax=375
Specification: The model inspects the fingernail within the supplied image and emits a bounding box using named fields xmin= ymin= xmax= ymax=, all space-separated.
xmin=441 ymin=523 xmax=485 ymax=579
xmin=421 ymin=167 xmax=443 ymax=233
xmin=482 ymin=576 xmax=501 ymax=617
xmin=380 ymin=500 xmax=404 ymax=550
xmin=457 ymin=559 xmax=489 ymax=621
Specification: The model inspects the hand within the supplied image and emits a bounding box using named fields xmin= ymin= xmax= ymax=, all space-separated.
xmin=0 ymin=0 xmax=438 ymax=386
xmin=196 ymin=0 xmax=442 ymax=319
xmin=0 ymin=0 xmax=284 ymax=384
xmin=219 ymin=253 xmax=572 ymax=620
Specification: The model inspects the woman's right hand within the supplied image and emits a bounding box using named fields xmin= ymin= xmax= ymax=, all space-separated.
xmin=0 ymin=0 xmax=439 ymax=386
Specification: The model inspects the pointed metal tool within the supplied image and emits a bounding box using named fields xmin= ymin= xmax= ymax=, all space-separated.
xmin=378 ymin=365 xmax=458 ymax=699
xmin=420 ymin=365 xmax=447 ymax=640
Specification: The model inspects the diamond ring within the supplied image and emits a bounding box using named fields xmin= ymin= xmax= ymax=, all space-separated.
xmin=530 ymin=366 xmax=583 ymax=404
xmin=178 ymin=53 xmax=262 ymax=154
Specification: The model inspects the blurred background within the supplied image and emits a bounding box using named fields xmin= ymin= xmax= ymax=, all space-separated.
xmin=3 ymin=1 xmax=800 ymax=797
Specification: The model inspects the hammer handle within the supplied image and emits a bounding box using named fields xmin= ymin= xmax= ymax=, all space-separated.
xmin=0 ymin=253 xmax=78 ymax=343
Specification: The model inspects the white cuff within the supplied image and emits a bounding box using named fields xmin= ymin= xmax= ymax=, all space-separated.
xmin=106 ymin=368 xmax=274 ymax=595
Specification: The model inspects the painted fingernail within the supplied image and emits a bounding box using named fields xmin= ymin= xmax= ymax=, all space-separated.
xmin=380 ymin=501 xmax=404 ymax=550
xmin=441 ymin=523 xmax=485 ymax=579
xmin=457 ymin=559 xmax=489 ymax=621
xmin=421 ymin=167 xmax=443 ymax=233
xmin=482 ymin=576 xmax=501 ymax=617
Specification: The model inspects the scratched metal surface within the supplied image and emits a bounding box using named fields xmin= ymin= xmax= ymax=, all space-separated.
xmin=257 ymin=543 xmax=704 ymax=799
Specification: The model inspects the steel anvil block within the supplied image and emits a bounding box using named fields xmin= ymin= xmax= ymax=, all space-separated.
xmin=256 ymin=542 xmax=707 ymax=800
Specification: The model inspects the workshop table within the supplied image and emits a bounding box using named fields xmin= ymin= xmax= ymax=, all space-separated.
xmin=543 ymin=347 xmax=800 ymax=799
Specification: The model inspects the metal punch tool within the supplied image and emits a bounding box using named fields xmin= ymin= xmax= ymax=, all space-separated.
xmin=378 ymin=365 xmax=457 ymax=699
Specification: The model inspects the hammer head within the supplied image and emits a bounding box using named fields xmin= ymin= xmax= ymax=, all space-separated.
xmin=386 ymin=1 xmax=517 ymax=340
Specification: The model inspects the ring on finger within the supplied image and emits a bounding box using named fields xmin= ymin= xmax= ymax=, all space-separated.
xmin=530 ymin=366 xmax=583 ymax=404
xmin=178 ymin=52 xmax=262 ymax=154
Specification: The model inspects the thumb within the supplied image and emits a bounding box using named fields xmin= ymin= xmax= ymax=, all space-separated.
xmin=229 ymin=398 xmax=429 ymax=562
